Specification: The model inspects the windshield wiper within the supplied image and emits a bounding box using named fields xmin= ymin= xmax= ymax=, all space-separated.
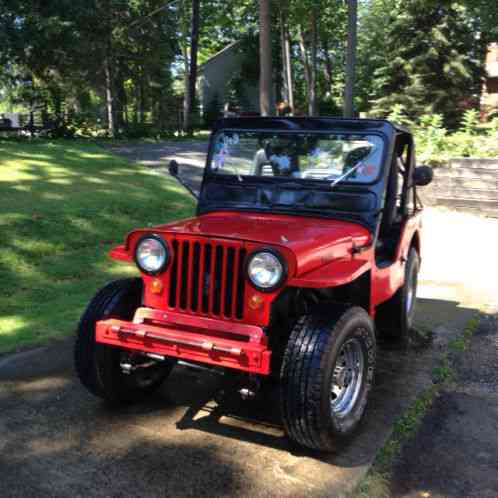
xmin=330 ymin=161 xmax=364 ymax=189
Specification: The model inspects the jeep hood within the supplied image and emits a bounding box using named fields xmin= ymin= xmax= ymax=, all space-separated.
xmin=146 ymin=211 xmax=370 ymax=276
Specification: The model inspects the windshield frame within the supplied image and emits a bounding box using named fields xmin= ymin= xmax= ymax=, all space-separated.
xmin=205 ymin=128 xmax=389 ymax=188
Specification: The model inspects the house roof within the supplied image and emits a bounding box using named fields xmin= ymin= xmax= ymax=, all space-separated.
xmin=198 ymin=40 xmax=241 ymax=72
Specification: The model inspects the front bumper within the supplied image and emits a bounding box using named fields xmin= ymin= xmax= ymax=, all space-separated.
xmin=95 ymin=307 xmax=271 ymax=375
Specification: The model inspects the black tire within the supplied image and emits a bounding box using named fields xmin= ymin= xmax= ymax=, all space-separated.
xmin=280 ymin=305 xmax=376 ymax=451
xmin=74 ymin=278 xmax=173 ymax=405
xmin=376 ymin=247 xmax=420 ymax=346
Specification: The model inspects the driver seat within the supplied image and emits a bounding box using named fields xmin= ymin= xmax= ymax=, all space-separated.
xmin=252 ymin=149 xmax=275 ymax=176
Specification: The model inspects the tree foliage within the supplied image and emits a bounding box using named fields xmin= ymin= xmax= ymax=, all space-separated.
xmin=0 ymin=0 xmax=495 ymax=134
xmin=359 ymin=0 xmax=493 ymax=127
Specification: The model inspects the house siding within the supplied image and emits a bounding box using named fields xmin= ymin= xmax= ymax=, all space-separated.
xmin=198 ymin=42 xmax=260 ymax=117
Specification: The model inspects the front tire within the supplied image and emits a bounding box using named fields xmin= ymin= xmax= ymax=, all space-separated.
xmin=74 ymin=278 xmax=173 ymax=405
xmin=280 ymin=306 xmax=376 ymax=451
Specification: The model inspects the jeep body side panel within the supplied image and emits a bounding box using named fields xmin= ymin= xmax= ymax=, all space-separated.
xmin=371 ymin=212 xmax=423 ymax=310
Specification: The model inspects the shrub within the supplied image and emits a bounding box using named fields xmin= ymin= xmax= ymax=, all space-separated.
xmin=414 ymin=114 xmax=449 ymax=165
xmin=412 ymin=109 xmax=498 ymax=164
xmin=387 ymin=104 xmax=414 ymax=128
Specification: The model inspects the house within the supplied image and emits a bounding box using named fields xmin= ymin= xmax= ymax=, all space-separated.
xmin=481 ymin=42 xmax=498 ymax=118
xmin=197 ymin=41 xmax=261 ymax=120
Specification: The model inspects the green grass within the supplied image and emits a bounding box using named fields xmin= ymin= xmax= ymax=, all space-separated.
xmin=0 ymin=139 xmax=195 ymax=353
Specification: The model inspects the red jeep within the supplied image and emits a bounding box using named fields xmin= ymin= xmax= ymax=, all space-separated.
xmin=75 ymin=117 xmax=432 ymax=451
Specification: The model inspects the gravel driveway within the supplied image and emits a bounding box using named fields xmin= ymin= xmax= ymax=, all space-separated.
xmin=1 ymin=141 xmax=497 ymax=498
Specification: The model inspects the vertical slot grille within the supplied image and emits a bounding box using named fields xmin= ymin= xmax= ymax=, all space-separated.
xmin=168 ymin=239 xmax=246 ymax=320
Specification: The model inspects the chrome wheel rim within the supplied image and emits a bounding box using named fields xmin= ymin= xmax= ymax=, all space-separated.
xmin=330 ymin=337 xmax=365 ymax=418
xmin=406 ymin=267 xmax=417 ymax=317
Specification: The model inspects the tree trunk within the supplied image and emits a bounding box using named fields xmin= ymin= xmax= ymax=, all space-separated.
xmin=115 ymin=71 xmax=126 ymax=129
xmin=279 ymin=4 xmax=294 ymax=114
xmin=344 ymin=0 xmax=357 ymax=118
xmin=259 ymin=0 xmax=273 ymax=116
xmin=183 ymin=0 xmax=200 ymax=134
xmin=310 ymin=7 xmax=318 ymax=116
xmin=103 ymin=0 xmax=115 ymax=137
xmin=139 ymin=70 xmax=145 ymax=124
xmin=322 ymin=38 xmax=334 ymax=92
xmin=104 ymin=55 xmax=115 ymax=137
xmin=280 ymin=10 xmax=288 ymax=105
xmin=298 ymin=25 xmax=312 ymax=115
xmin=133 ymin=79 xmax=139 ymax=124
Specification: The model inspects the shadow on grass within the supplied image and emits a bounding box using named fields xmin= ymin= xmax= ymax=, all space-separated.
xmin=0 ymin=139 xmax=195 ymax=352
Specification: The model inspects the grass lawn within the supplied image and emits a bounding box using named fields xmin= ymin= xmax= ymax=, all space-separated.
xmin=0 ymin=139 xmax=195 ymax=354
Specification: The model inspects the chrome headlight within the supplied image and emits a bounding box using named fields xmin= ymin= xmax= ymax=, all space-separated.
xmin=134 ymin=235 xmax=169 ymax=274
xmin=247 ymin=250 xmax=286 ymax=291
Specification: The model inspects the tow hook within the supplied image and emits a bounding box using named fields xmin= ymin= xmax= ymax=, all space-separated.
xmin=120 ymin=357 xmax=157 ymax=375
xmin=238 ymin=375 xmax=261 ymax=400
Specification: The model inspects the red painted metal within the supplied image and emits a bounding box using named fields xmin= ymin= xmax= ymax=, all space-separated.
xmin=96 ymin=307 xmax=271 ymax=374
xmin=105 ymin=209 xmax=422 ymax=373
xmin=125 ymin=211 xmax=369 ymax=277
xmin=370 ymin=211 xmax=422 ymax=310
xmin=291 ymin=259 xmax=371 ymax=287
xmin=109 ymin=244 xmax=129 ymax=261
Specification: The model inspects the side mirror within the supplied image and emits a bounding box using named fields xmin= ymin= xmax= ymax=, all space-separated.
xmin=167 ymin=159 xmax=199 ymax=200
xmin=168 ymin=160 xmax=179 ymax=177
xmin=413 ymin=165 xmax=433 ymax=187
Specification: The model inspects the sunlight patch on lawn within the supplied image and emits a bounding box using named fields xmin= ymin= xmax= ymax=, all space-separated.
xmin=0 ymin=316 xmax=29 ymax=337
xmin=0 ymin=139 xmax=195 ymax=353
xmin=49 ymin=178 xmax=73 ymax=185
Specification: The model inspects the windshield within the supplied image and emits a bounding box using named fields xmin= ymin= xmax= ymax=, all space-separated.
xmin=209 ymin=131 xmax=384 ymax=184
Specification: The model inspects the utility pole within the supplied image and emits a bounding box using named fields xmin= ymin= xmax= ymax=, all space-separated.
xmin=344 ymin=0 xmax=357 ymax=118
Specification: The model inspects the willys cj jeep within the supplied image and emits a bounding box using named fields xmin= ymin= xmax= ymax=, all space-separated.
xmin=75 ymin=117 xmax=433 ymax=451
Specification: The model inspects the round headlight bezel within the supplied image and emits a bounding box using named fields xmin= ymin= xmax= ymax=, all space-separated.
xmin=246 ymin=248 xmax=287 ymax=292
xmin=134 ymin=234 xmax=170 ymax=275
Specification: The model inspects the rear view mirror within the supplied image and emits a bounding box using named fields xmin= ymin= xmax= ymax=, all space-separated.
xmin=168 ymin=160 xmax=179 ymax=177
xmin=413 ymin=165 xmax=433 ymax=187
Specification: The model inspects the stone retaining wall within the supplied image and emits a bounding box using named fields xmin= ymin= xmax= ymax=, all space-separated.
xmin=420 ymin=158 xmax=498 ymax=218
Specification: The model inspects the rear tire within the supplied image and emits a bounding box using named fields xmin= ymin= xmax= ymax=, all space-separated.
xmin=74 ymin=278 xmax=173 ymax=405
xmin=376 ymin=248 xmax=420 ymax=346
xmin=280 ymin=306 xmax=376 ymax=451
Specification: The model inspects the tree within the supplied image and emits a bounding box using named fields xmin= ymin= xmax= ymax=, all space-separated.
xmin=279 ymin=2 xmax=294 ymax=113
xmin=343 ymin=0 xmax=357 ymax=118
xmin=0 ymin=0 xmax=178 ymax=134
xmin=363 ymin=1 xmax=484 ymax=127
xmin=182 ymin=0 xmax=201 ymax=134
xmin=259 ymin=0 xmax=273 ymax=116
xmin=296 ymin=3 xmax=319 ymax=116
xmin=279 ymin=0 xmax=345 ymax=117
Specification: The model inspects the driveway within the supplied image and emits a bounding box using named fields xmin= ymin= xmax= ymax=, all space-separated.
xmin=107 ymin=140 xmax=208 ymax=194
xmin=1 ymin=140 xmax=497 ymax=498
xmin=0 ymin=304 xmax=471 ymax=498
xmin=390 ymin=312 xmax=498 ymax=498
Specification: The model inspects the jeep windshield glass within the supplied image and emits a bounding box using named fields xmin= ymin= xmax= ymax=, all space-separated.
xmin=208 ymin=131 xmax=384 ymax=184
